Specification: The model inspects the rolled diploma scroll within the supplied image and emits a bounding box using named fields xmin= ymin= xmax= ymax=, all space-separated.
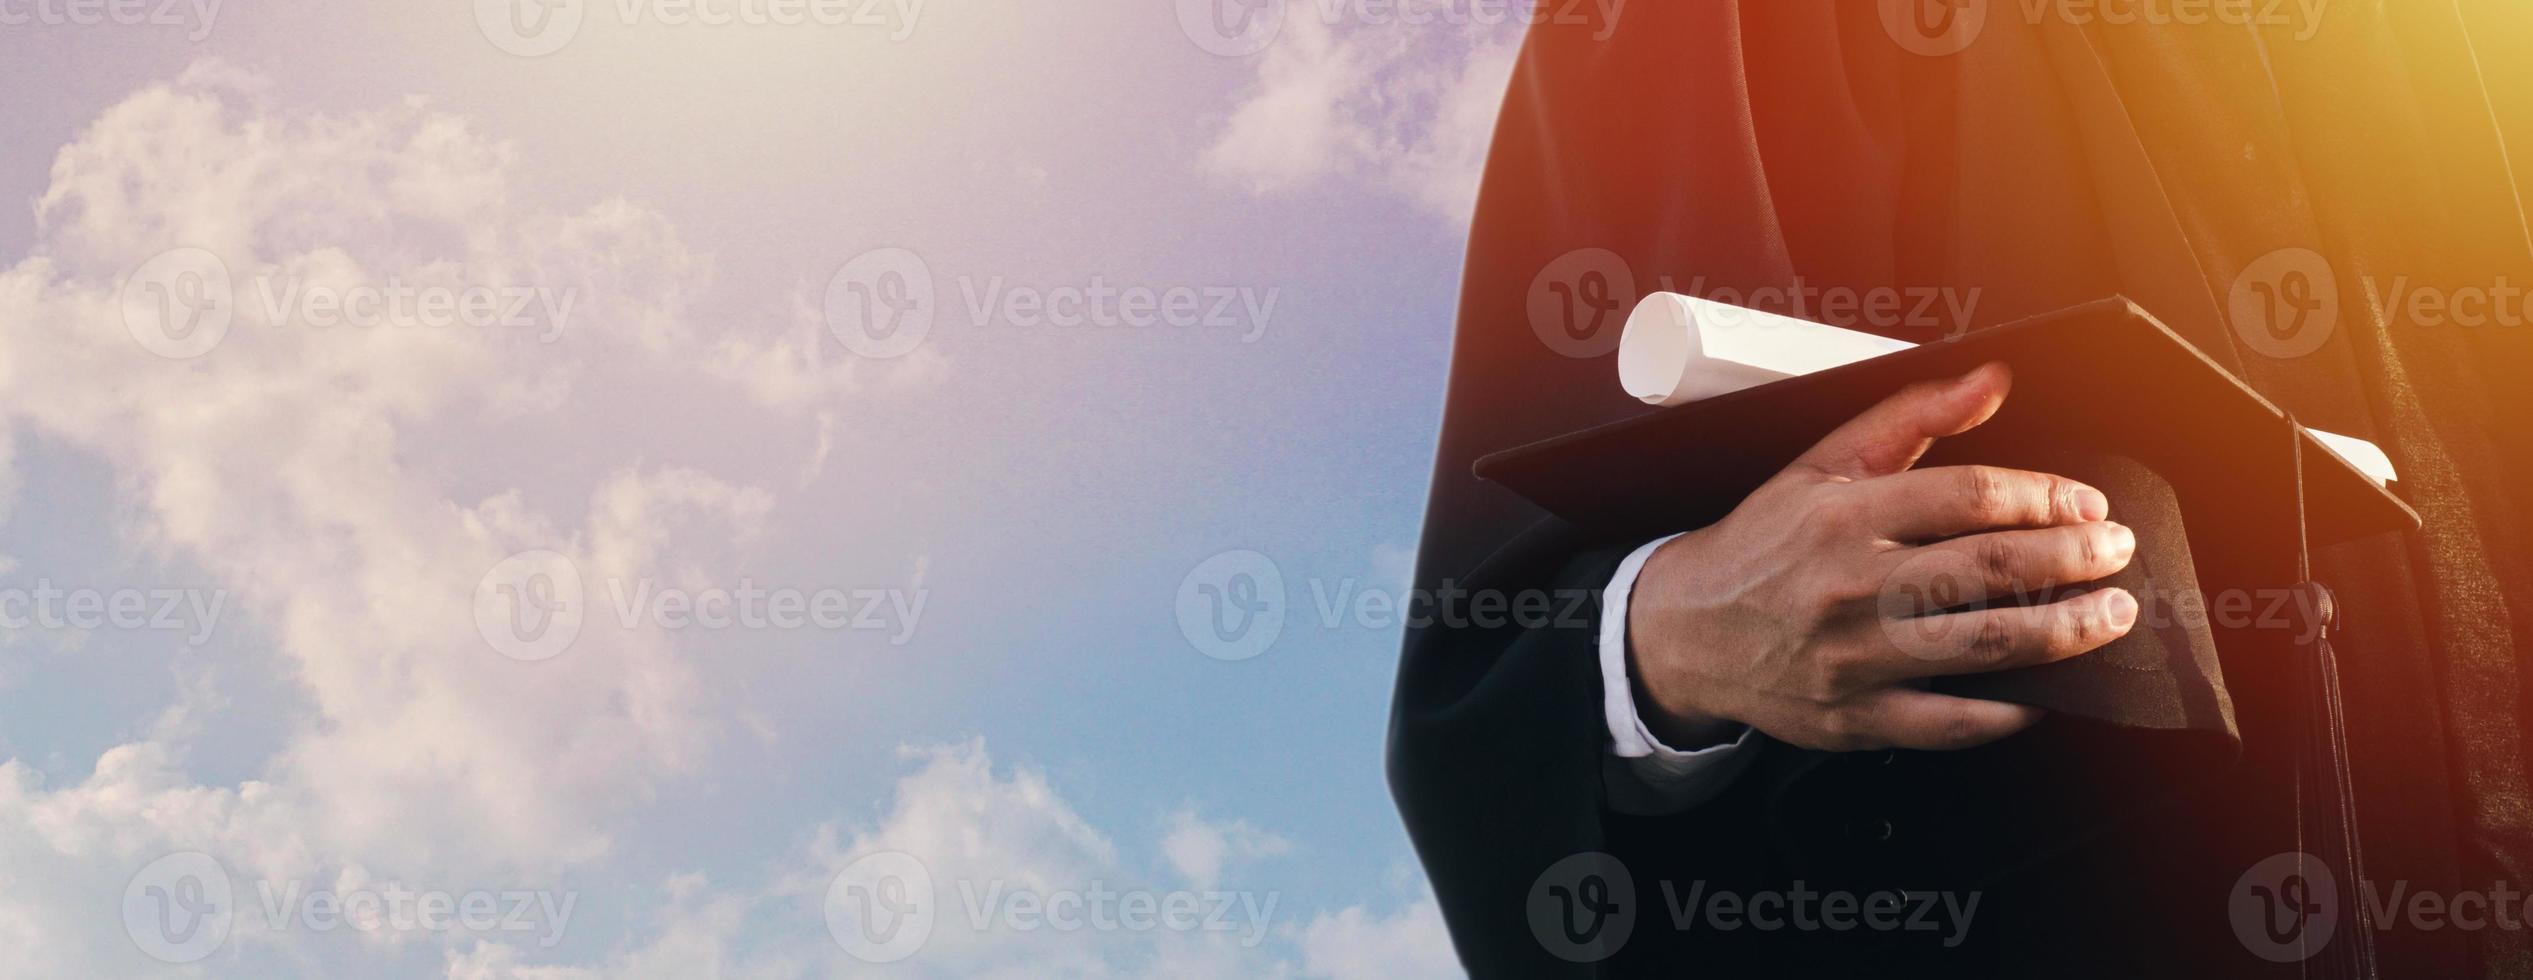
xmin=1615 ymin=291 xmax=2397 ymax=486
xmin=1617 ymin=292 xmax=1915 ymax=405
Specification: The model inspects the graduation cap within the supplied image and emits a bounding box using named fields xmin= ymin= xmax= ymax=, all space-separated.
xmin=1475 ymin=297 xmax=2411 ymax=967
xmin=1475 ymin=295 xmax=2413 ymax=740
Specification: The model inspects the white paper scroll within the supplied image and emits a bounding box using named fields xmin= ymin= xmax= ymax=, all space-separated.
xmin=1615 ymin=291 xmax=2397 ymax=487
xmin=1616 ymin=292 xmax=1914 ymax=406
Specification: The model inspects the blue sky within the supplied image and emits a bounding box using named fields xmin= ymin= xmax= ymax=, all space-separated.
xmin=0 ymin=0 xmax=1524 ymax=975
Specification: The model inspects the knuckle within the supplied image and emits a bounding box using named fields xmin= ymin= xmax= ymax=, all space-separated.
xmin=1815 ymin=705 xmax=1876 ymax=751
xmin=1806 ymin=488 xmax=1869 ymax=542
xmin=1785 ymin=580 xmax=1840 ymax=625
xmin=1833 ymin=567 xmax=1894 ymax=612
xmin=1971 ymin=467 xmax=2049 ymax=526
xmin=1810 ymin=654 xmax=1862 ymax=699
xmin=1821 ymin=564 xmax=1881 ymax=606
xmin=2047 ymin=477 xmax=2083 ymax=523
xmin=1975 ymin=537 xmax=2019 ymax=594
xmin=2082 ymin=593 xmax=2123 ymax=643
xmin=2073 ymin=525 xmax=2104 ymax=573
xmin=1808 ymin=484 xmax=1857 ymax=521
xmin=1970 ymin=614 xmax=2016 ymax=665
xmin=1961 ymin=467 xmax=2011 ymax=522
xmin=1817 ymin=705 xmax=1853 ymax=740
xmin=2057 ymin=599 xmax=2101 ymax=652
xmin=2049 ymin=476 xmax=2090 ymax=525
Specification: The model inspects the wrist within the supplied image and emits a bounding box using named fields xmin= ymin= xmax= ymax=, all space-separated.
xmin=1626 ymin=644 xmax=1743 ymax=749
xmin=1623 ymin=530 xmax=1744 ymax=749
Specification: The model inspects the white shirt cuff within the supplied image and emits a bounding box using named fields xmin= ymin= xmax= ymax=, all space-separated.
xmin=1598 ymin=533 xmax=1761 ymax=815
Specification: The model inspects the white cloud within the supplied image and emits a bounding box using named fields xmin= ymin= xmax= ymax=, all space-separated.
xmin=0 ymin=61 xmax=1459 ymax=979
xmin=1201 ymin=2 xmax=1525 ymax=224
xmin=1162 ymin=809 xmax=1293 ymax=891
xmin=448 ymin=740 xmax=1459 ymax=979
xmin=1297 ymin=880 xmax=1460 ymax=979
xmin=0 ymin=62 xmax=897 ymax=975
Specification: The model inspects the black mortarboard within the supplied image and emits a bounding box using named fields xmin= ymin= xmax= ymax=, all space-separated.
xmin=1474 ymin=296 xmax=2417 ymax=741
xmin=1474 ymin=297 xmax=2414 ymax=964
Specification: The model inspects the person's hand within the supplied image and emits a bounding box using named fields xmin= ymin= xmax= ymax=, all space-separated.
xmin=1626 ymin=362 xmax=2139 ymax=753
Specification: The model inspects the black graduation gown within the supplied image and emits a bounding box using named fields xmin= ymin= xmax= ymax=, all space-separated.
xmin=1390 ymin=3 xmax=2533 ymax=976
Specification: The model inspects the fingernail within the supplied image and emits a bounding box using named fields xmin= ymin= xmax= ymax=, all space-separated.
xmin=2076 ymin=485 xmax=2110 ymax=522
xmin=2107 ymin=589 xmax=2139 ymax=629
xmin=2108 ymin=522 xmax=2137 ymax=562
